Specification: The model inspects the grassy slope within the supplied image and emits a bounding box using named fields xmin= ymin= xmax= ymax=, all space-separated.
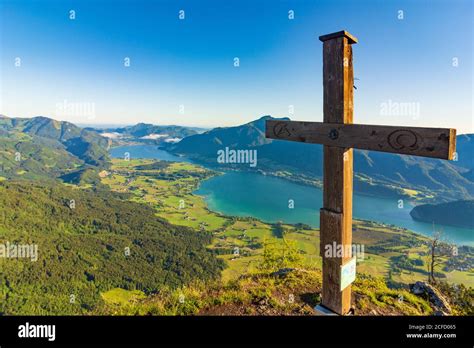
xmin=95 ymin=268 xmax=437 ymax=316
xmin=98 ymin=159 xmax=473 ymax=315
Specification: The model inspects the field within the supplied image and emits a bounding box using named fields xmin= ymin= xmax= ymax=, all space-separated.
xmin=102 ymin=159 xmax=474 ymax=288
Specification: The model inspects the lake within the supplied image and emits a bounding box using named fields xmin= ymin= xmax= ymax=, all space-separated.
xmin=110 ymin=145 xmax=192 ymax=163
xmin=111 ymin=145 xmax=473 ymax=246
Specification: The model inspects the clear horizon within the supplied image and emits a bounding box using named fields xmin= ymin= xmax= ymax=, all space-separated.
xmin=1 ymin=0 xmax=472 ymax=132
xmin=2 ymin=113 xmax=474 ymax=135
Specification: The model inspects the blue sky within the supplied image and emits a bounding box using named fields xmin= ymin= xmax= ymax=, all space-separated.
xmin=0 ymin=0 xmax=472 ymax=132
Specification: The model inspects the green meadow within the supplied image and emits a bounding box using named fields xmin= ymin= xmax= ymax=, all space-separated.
xmin=102 ymin=159 xmax=474 ymax=289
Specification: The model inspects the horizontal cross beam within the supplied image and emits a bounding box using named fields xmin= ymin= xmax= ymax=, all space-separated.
xmin=266 ymin=120 xmax=456 ymax=160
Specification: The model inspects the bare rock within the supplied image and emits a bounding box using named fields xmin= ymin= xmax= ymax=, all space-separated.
xmin=410 ymin=281 xmax=452 ymax=315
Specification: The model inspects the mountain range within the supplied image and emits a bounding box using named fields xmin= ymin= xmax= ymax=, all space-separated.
xmin=2 ymin=114 xmax=473 ymax=202
xmin=94 ymin=123 xmax=205 ymax=145
xmin=0 ymin=115 xmax=110 ymax=181
xmin=165 ymin=116 xmax=474 ymax=201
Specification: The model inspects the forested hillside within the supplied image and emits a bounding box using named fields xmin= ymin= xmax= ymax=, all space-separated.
xmin=0 ymin=115 xmax=110 ymax=181
xmin=410 ymin=200 xmax=474 ymax=228
xmin=0 ymin=181 xmax=224 ymax=315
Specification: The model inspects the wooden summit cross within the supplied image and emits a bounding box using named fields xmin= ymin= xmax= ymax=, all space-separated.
xmin=265 ymin=30 xmax=456 ymax=315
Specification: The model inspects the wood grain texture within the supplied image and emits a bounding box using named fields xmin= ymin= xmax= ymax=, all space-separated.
xmin=343 ymin=38 xmax=354 ymax=124
xmin=266 ymin=120 xmax=456 ymax=160
xmin=322 ymin=258 xmax=352 ymax=315
xmin=322 ymin=146 xmax=353 ymax=214
xmin=320 ymin=209 xmax=352 ymax=314
xmin=320 ymin=35 xmax=354 ymax=315
xmin=319 ymin=209 xmax=352 ymax=261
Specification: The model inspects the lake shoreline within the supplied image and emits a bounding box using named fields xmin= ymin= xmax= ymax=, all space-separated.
xmin=110 ymin=145 xmax=473 ymax=246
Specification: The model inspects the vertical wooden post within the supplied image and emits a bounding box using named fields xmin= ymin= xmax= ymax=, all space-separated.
xmin=319 ymin=31 xmax=357 ymax=315
xmin=265 ymin=29 xmax=455 ymax=313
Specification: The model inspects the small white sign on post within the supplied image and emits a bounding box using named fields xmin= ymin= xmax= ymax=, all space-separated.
xmin=340 ymin=256 xmax=356 ymax=291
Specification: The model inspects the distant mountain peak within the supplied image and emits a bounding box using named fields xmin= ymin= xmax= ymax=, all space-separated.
xmin=251 ymin=115 xmax=290 ymax=123
xmin=0 ymin=115 xmax=111 ymax=168
xmin=167 ymin=116 xmax=474 ymax=201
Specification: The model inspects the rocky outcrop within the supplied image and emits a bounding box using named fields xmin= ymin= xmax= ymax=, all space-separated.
xmin=410 ymin=281 xmax=452 ymax=315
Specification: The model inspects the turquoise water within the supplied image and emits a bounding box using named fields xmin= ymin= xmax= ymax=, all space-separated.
xmin=111 ymin=145 xmax=473 ymax=246
xmin=195 ymin=172 xmax=473 ymax=246
xmin=110 ymin=145 xmax=192 ymax=162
